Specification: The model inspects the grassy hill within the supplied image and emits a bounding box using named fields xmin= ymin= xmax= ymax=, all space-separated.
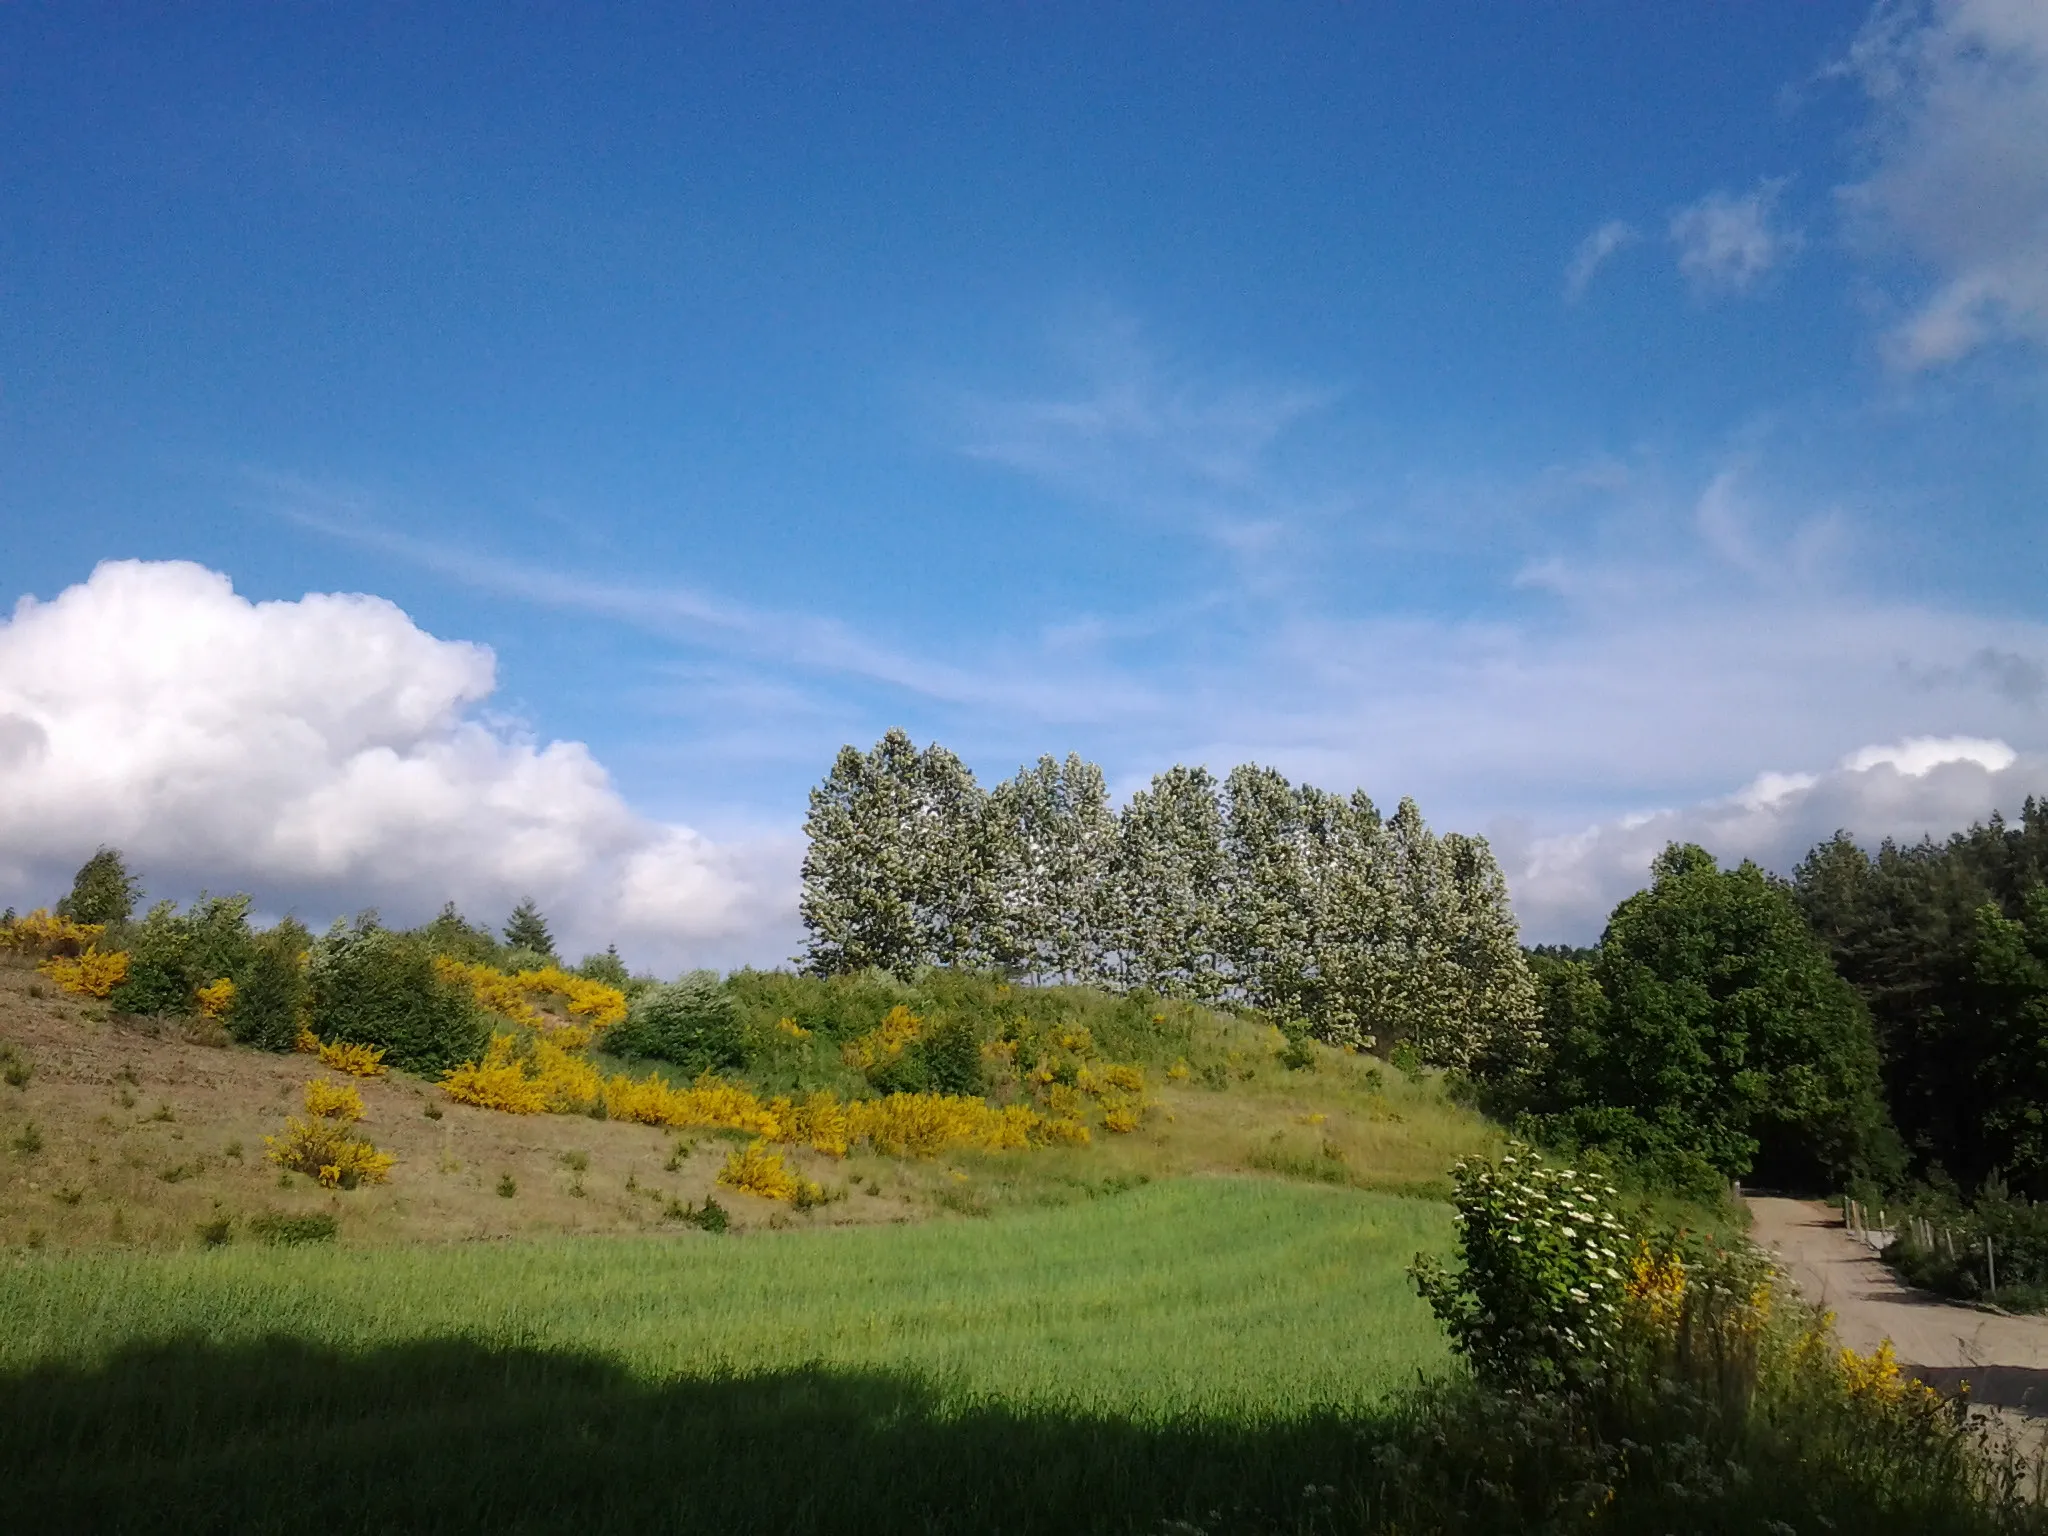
xmin=0 ymin=950 xmax=1496 ymax=1250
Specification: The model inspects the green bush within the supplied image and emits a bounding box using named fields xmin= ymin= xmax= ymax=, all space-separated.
xmin=608 ymin=972 xmax=745 ymax=1078
xmin=228 ymin=922 xmax=310 ymax=1052
xmin=246 ymin=1211 xmax=337 ymax=1246
xmin=307 ymin=916 xmax=488 ymax=1074
xmin=106 ymin=895 xmax=257 ymax=1018
xmin=1410 ymin=1145 xmax=1632 ymax=1390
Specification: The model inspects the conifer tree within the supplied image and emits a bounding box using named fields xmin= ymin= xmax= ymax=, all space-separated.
xmin=502 ymin=898 xmax=556 ymax=960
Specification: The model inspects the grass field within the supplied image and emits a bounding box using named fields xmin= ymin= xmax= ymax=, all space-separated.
xmin=2 ymin=1178 xmax=1457 ymax=1533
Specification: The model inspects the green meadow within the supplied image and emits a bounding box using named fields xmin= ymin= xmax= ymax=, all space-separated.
xmin=1 ymin=1179 xmax=1457 ymax=1533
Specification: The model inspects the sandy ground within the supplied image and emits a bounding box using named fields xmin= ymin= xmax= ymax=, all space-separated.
xmin=1750 ymin=1195 xmax=2048 ymax=1418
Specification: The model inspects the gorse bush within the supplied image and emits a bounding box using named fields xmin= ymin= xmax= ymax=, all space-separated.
xmin=265 ymin=1077 xmax=396 ymax=1189
xmin=307 ymin=917 xmax=488 ymax=1074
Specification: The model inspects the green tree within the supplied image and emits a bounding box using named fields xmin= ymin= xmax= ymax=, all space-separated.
xmin=1113 ymin=766 xmax=1229 ymax=1000
xmin=308 ymin=916 xmax=488 ymax=1073
xmin=229 ymin=920 xmax=311 ymax=1051
xmin=55 ymin=847 xmax=140 ymax=926
xmin=1957 ymin=888 xmax=2048 ymax=1196
xmin=1523 ymin=844 xmax=1898 ymax=1192
xmin=607 ymin=971 xmax=743 ymax=1077
xmin=501 ymin=899 xmax=556 ymax=961
xmin=576 ymin=945 xmax=630 ymax=988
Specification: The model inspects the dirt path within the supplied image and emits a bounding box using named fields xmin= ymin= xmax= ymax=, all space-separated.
xmin=1749 ymin=1196 xmax=2048 ymax=1416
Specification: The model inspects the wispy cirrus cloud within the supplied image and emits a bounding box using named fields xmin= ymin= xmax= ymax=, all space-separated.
xmin=256 ymin=472 xmax=1161 ymax=728
xmin=957 ymin=314 xmax=1343 ymax=572
xmin=1564 ymin=219 xmax=1638 ymax=302
xmin=1669 ymin=178 xmax=1803 ymax=297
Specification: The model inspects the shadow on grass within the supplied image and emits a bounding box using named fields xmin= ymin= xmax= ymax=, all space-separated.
xmin=2 ymin=1336 xmax=1397 ymax=1534
xmin=8 ymin=1338 xmax=2038 ymax=1535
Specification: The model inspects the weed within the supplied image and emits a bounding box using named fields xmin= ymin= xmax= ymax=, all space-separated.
xmin=246 ymin=1211 xmax=337 ymax=1246
xmin=497 ymin=1173 xmax=517 ymax=1198
xmin=12 ymin=1122 xmax=43 ymax=1157
xmin=1 ymin=1046 xmax=29 ymax=1089
xmin=26 ymin=982 xmax=44 ymax=999
xmin=195 ymin=1215 xmax=233 ymax=1248
xmin=148 ymin=1102 xmax=174 ymax=1123
xmin=115 ymin=1087 xmax=136 ymax=1110
xmin=223 ymin=1140 xmax=243 ymax=1160
xmin=53 ymin=1186 xmax=83 ymax=1206
xmin=159 ymin=1164 xmax=196 ymax=1184
xmin=423 ymin=1102 xmax=443 ymax=1120
xmin=24 ymin=1227 xmax=45 ymax=1249
xmin=664 ymin=1140 xmax=692 ymax=1171
xmin=276 ymin=1171 xmax=294 ymax=1189
xmin=560 ymin=1149 xmax=589 ymax=1173
xmin=115 ymin=1062 xmax=138 ymax=1085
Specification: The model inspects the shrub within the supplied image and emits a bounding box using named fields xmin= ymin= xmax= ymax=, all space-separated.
xmin=607 ymin=971 xmax=743 ymax=1077
xmin=264 ymin=1078 xmax=396 ymax=1189
xmin=246 ymin=1210 xmax=337 ymax=1246
xmin=576 ymin=945 xmax=630 ymax=987
xmin=228 ymin=925 xmax=310 ymax=1051
xmin=1410 ymin=1144 xmax=1632 ymax=1390
xmin=37 ymin=947 xmax=129 ymax=999
xmin=307 ymin=917 xmax=488 ymax=1073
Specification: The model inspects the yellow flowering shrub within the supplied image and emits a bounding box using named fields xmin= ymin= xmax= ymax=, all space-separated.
xmin=775 ymin=1016 xmax=811 ymax=1040
xmin=842 ymin=1004 xmax=924 ymax=1073
xmin=2 ymin=908 xmax=106 ymax=955
xmin=303 ymin=1076 xmax=367 ymax=1121
xmin=38 ymin=947 xmax=130 ymax=999
xmin=296 ymin=1024 xmax=321 ymax=1054
xmin=1100 ymin=1099 xmax=1142 ymax=1134
xmin=266 ymin=1077 xmax=394 ymax=1189
xmin=717 ymin=1140 xmax=821 ymax=1203
xmin=317 ymin=1038 xmax=388 ymax=1077
xmin=195 ymin=977 xmax=237 ymax=1020
xmin=1624 ymin=1238 xmax=1688 ymax=1332
xmin=432 ymin=957 xmax=628 ymax=1034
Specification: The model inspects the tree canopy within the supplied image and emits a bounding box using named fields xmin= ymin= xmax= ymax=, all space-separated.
xmin=1499 ymin=843 xmax=1899 ymax=1193
xmin=798 ymin=730 xmax=1535 ymax=1066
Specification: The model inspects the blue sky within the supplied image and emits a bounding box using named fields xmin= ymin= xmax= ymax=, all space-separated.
xmin=2 ymin=3 xmax=2045 ymax=964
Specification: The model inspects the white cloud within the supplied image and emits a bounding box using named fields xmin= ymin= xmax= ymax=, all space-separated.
xmin=1836 ymin=0 xmax=2048 ymax=367
xmin=1669 ymin=179 xmax=1802 ymax=296
xmin=0 ymin=561 xmax=798 ymax=970
xmin=1564 ymin=219 xmax=1638 ymax=302
xmin=1507 ymin=736 xmax=2048 ymax=943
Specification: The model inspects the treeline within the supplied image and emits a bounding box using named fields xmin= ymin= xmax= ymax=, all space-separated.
xmin=7 ymin=849 xmax=633 ymax=1072
xmin=1474 ymin=797 xmax=2048 ymax=1210
xmin=799 ymin=730 xmax=1535 ymax=1067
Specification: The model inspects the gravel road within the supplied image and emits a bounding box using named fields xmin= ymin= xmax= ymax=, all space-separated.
xmin=1749 ymin=1196 xmax=2048 ymax=1417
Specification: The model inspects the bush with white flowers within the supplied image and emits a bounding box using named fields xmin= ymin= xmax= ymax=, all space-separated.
xmin=1411 ymin=1144 xmax=1632 ymax=1389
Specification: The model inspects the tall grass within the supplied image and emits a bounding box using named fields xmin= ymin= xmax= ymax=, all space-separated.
xmin=0 ymin=1179 xmax=1449 ymax=1416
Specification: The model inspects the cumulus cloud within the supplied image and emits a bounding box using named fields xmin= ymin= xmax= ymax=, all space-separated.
xmin=1507 ymin=735 xmax=2048 ymax=943
xmin=1564 ymin=219 xmax=1638 ymax=302
xmin=1836 ymin=0 xmax=2048 ymax=367
xmin=1669 ymin=179 xmax=1802 ymax=296
xmin=0 ymin=561 xmax=797 ymax=970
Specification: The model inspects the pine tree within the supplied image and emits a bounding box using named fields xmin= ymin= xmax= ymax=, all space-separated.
xmin=502 ymin=898 xmax=556 ymax=960
xmin=55 ymin=846 xmax=141 ymax=926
